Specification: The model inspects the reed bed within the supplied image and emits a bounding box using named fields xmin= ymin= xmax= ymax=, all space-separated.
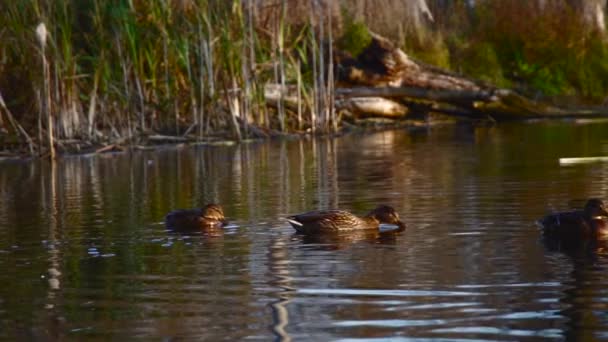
xmin=0 ymin=0 xmax=340 ymax=156
xmin=1 ymin=0 xmax=607 ymax=157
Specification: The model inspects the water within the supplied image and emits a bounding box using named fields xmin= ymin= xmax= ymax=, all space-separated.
xmin=2 ymin=121 xmax=608 ymax=341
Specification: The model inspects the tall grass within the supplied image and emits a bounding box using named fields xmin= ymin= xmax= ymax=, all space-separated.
xmin=0 ymin=0 xmax=341 ymax=153
xmin=1 ymin=0 xmax=608 ymax=155
xmin=474 ymin=1 xmax=608 ymax=100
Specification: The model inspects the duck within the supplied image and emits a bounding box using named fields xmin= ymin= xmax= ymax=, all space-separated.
xmin=165 ymin=203 xmax=227 ymax=231
xmin=538 ymin=198 xmax=608 ymax=240
xmin=286 ymin=205 xmax=405 ymax=234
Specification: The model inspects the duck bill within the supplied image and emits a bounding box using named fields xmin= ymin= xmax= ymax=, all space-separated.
xmin=595 ymin=207 xmax=608 ymax=220
xmin=395 ymin=221 xmax=406 ymax=231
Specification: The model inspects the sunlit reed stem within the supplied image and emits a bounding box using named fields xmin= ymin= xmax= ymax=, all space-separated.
xmin=87 ymin=69 xmax=99 ymax=139
xmin=309 ymin=0 xmax=318 ymax=133
xmin=317 ymin=4 xmax=326 ymax=131
xmin=297 ymin=59 xmax=302 ymax=130
xmin=204 ymin=6 xmax=215 ymax=133
xmin=327 ymin=8 xmax=336 ymax=132
xmin=278 ymin=0 xmax=287 ymax=132
xmin=37 ymin=22 xmax=55 ymax=159
xmin=197 ymin=21 xmax=206 ymax=139
xmin=240 ymin=1 xmax=252 ymax=137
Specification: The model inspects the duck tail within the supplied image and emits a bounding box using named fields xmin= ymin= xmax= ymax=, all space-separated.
xmin=286 ymin=218 xmax=303 ymax=228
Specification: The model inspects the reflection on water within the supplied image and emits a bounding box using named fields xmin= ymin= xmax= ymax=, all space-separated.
xmin=1 ymin=121 xmax=608 ymax=340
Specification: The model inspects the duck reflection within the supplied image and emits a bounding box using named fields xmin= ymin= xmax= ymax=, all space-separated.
xmin=544 ymin=237 xmax=608 ymax=340
xmin=541 ymin=235 xmax=608 ymax=259
xmin=296 ymin=225 xmax=405 ymax=250
xmin=166 ymin=226 xmax=225 ymax=240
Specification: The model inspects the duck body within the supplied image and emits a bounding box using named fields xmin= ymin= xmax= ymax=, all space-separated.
xmin=287 ymin=205 xmax=404 ymax=234
xmin=538 ymin=199 xmax=608 ymax=240
xmin=165 ymin=204 xmax=227 ymax=231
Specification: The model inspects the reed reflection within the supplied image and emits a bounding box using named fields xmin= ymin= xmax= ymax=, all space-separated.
xmin=268 ymin=235 xmax=295 ymax=342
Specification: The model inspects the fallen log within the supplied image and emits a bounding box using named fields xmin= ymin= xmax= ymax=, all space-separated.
xmin=264 ymin=33 xmax=608 ymax=127
xmin=95 ymin=144 xmax=125 ymax=154
xmin=336 ymin=86 xmax=495 ymax=103
xmin=559 ymin=156 xmax=608 ymax=165
xmin=478 ymin=90 xmax=608 ymax=120
xmin=338 ymin=32 xmax=485 ymax=92
xmin=337 ymin=97 xmax=408 ymax=119
xmin=264 ymin=84 xmax=301 ymax=113
xmin=334 ymin=33 xmax=608 ymax=122
xmin=147 ymin=134 xmax=191 ymax=143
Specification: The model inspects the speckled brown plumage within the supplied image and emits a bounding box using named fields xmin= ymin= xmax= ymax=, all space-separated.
xmin=538 ymin=198 xmax=608 ymax=240
xmin=165 ymin=203 xmax=227 ymax=231
xmin=287 ymin=205 xmax=404 ymax=234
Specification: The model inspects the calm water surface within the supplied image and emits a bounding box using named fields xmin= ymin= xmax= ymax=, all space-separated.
xmin=2 ymin=122 xmax=608 ymax=341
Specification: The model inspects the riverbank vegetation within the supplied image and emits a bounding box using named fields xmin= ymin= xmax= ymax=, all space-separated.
xmin=1 ymin=0 xmax=607 ymax=156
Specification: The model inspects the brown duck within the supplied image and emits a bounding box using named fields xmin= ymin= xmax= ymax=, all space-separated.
xmin=165 ymin=203 xmax=227 ymax=230
xmin=286 ymin=205 xmax=405 ymax=234
xmin=538 ymin=198 xmax=608 ymax=240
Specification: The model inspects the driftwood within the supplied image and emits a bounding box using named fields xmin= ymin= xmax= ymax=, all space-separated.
xmin=147 ymin=134 xmax=190 ymax=143
xmin=338 ymin=33 xmax=484 ymax=92
xmin=265 ymin=32 xmax=608 ymax=124
xmin=560 ymin=156 xmax=608 ymax=165
xmin=264 ymin=84 xmax=301 ymax=113
xmin=338 ymin=33 xmax=608 ymax=121
xmin=95 ymin=144 xmax=125 ymax=154
xmin=336 ymin=97 xmax=408 ymax=119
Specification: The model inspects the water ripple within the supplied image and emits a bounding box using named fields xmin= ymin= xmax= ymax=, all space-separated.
xmin=4 ymin=123 xmax=608 ymax=340
xmin=297 ymin=288 xmax=486 ymax=297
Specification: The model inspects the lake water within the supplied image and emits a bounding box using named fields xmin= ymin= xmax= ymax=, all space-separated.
xmin=2 ymin=121 xmax=608 ymax=341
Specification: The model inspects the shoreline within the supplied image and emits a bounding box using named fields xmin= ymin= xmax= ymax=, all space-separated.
xmin=0 ymin=119 xmax=439 ymax=163
xmin=4 ymin=114 xmax=608 ymax=163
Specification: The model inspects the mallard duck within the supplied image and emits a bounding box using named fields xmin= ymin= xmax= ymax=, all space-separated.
xmin=538 ymin=198 xmax=608 ymax=240
xmin=165 ymin=203 xmax=227 ymax=230
xmin=286 ymin=205 xmax=405 ymax=234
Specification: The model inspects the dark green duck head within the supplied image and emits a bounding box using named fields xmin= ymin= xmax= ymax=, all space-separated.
xmin=584 ymin=198 xmax=608 ymax=220
xmin=366 ymin=205 xmax=405 ymax=229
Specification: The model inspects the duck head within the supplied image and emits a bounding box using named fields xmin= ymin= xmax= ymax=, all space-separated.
xmin=367 ymin=205 xmax=405 ymax=228
xmin=584 ymin=198 xmax=608 ymax=220
xmin=202 ymin=203 xmax=226 ymax=223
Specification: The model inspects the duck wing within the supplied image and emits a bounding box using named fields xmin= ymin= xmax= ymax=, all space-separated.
xmin=288 ymin=210 xmax=348 ymax=222
xmin=287 ymin=210 xmax=360 ymax=233
xmin=165 ymin=208 xmax=203 ymax=229
xmin=539 ymin=210 xmax=589 ymax=237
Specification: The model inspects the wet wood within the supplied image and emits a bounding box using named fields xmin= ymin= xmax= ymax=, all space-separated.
xmin=330 ymin=33 xmax=608 ymax=122
xmin=337 ymin=97 xmax=408 ymax=119
xmin=337 ymin=33 xmax=484 ymax=92
xmin=95 ymin=144 xmax=125 ymax=154
xmin=264 ymin=84 xmax=301 ymax=113
xmin=559 ymin=157 xmax=608 ymax=165
xmin=147 ymin=134 xmax=190 ymax=142
xmin=336 ymin=87 xmax=494 ymax=103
